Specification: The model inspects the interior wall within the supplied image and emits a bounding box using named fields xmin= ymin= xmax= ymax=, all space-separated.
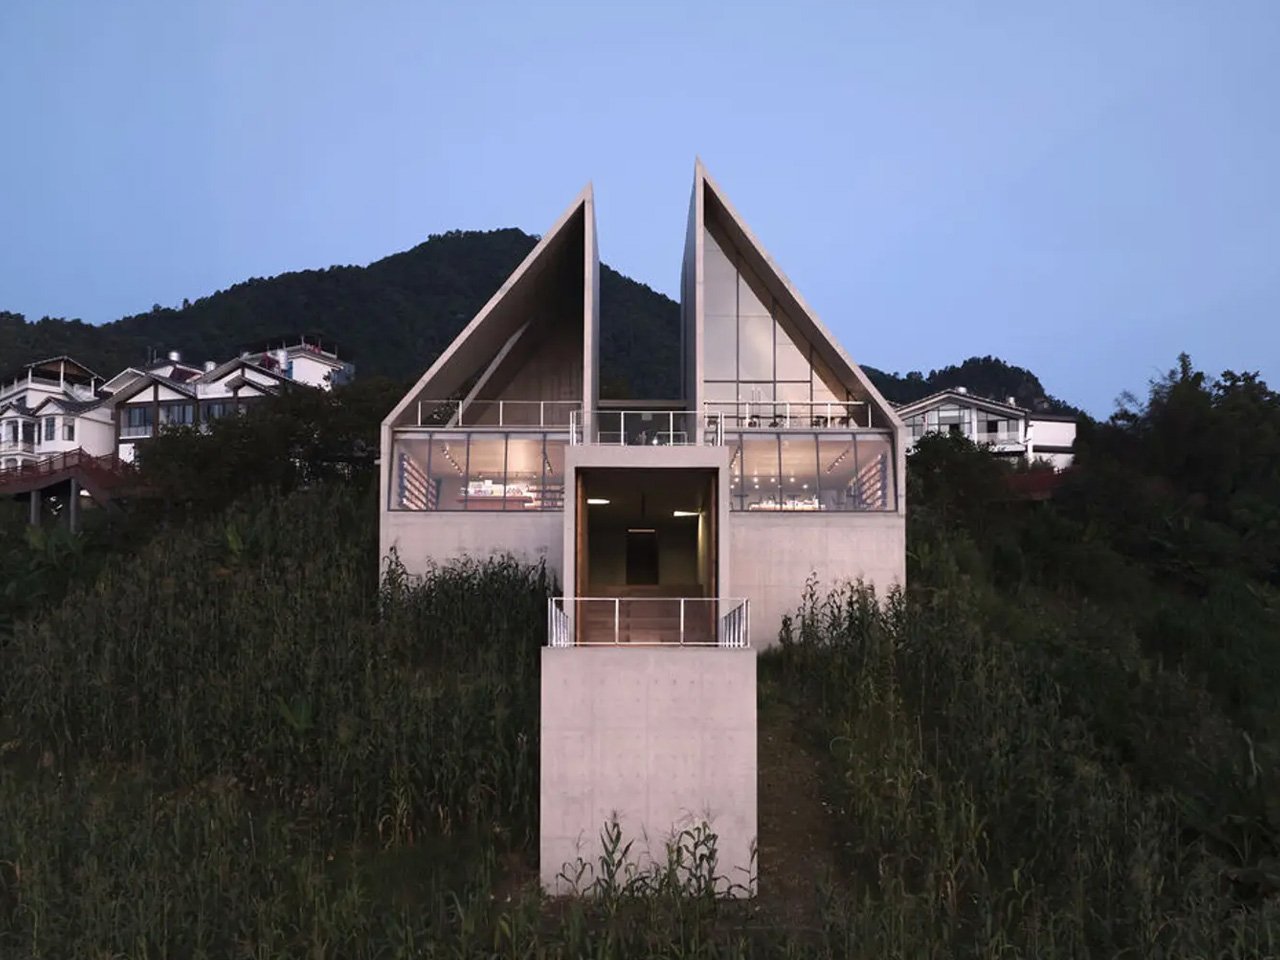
xmin=696 ymin=511 xmax=709 ymax=590
xmin=587 ymin=520 xmax=698 ymax=590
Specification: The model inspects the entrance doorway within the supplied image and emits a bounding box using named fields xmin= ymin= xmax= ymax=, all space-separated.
xmin=625 ymin=529 xmax=659 ymax=585
xmin=577 ymin=467 xmax=717 ymax=599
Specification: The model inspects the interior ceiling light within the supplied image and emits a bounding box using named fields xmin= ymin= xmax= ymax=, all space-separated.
xmin=627 ymin=527 xmax=656 ymax=534
xmin=587 ymin=498 xmax=610 ymax=505
xmin=672 ymin=510 xmax=698 ymax=517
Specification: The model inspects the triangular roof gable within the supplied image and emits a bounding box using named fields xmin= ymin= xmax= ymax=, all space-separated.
xmin=101 ymin=367 xmax=145 ymax=394
xmin=897 ymin=389 xmax=1027 ymax=419
xmin=25 ymin=356 xmax=101 ymax=382
xmin=32 ymin=395 xmax=107 ymax=416
xmin=107 ymin=373 xmax=196 ymax=405
xmin=199 ymin=358 xmax=290 ymax=389
xmin=690 ymin=160 xmax=903 ymax=431
xmin=384 ymin=184 xmax=598 ymax=429
xmin=30 ymin=395 xmax=77 ymax=416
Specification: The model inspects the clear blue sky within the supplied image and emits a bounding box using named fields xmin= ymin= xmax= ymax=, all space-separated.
xmin=2 ymin=1 xmax=1277 ymax=414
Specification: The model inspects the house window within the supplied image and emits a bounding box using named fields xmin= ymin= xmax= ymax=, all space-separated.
xmin=5 ymin=422 xmax=16 ymax=443
xmin=21 ymin=422 xmax=35 ymax=444
xmin=202 ymin=401 xmax=239 ymax=422
xmin=122 ymin=406 xmax=154 ymax=437
xmin=43 ymin=417 xmax=56 ymax=441
xmin=63 ymin=418 xmax=75 ymax=442
xmin=160 ymin=402 xmax=194 ymax=427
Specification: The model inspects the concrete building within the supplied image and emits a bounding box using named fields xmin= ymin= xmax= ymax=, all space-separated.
xmin=380 ymin=162 xmax=907 ymax=896
xmin=897 ymin=387 xmax=1077 ymax=469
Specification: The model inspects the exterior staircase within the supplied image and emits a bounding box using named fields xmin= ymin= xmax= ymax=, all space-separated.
xmin=576 ymin=583 xmax=716 ymax=645
xmin=0 ymin=449 xmax=133 ymax=510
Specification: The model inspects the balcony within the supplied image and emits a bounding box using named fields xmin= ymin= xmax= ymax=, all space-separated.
xmin=0 ymin=439 xmax=35 ymax=454
xmin=707 ymin=400 xmax=873 ymax=430
xmin=412 ymin=399 xmax=581 ymax=429
xmin=571 ymin=410 xmax=721 ymax=446
xmin=547 ymin=597 xmax=749 ymax=648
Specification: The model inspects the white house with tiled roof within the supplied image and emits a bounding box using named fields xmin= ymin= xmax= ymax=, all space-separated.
xmin=0 ymin=338 xmax=356 ymax=473
xmin=0 ymin=357 xmax=115 ymax=470
xmin=107 ymin=354 xmax=295 ymax=463
xmin=896 ymin=387 xmax=1077 ymax=469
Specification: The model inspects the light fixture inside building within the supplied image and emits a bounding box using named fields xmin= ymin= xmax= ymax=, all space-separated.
xmin=587 ymin=498 xmax=610 ymax=505
xmin=672 ymin=510 xmax=698 ymax=517
xmin=627 ymin=527 xmax=656 ymax=534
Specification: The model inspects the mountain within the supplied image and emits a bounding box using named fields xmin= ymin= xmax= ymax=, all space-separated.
xmin=0 ymin=230 xmax=1071 ymax=411
xmin=864 ymin=357 xmax=1079 ymax=414
xmin=0 ymin=229 xmax=681 ymax=399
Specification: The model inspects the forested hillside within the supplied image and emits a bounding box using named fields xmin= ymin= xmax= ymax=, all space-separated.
xmin=2 ymin=230 xmax=1070 ymax=409
xmin=0 ymin=230 xmax=682 ymax=398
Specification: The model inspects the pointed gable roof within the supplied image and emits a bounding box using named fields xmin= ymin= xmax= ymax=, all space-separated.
xmin=687 ymin=160 xmax=903 ymax=431
xmin=896 ymin=389 xmax=1028 ymax=420
xmin=384 ymin=184 xmax=599 ymax=429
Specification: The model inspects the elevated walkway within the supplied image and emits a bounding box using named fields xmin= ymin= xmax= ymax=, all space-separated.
xmin=0 ymin=450 xmax=134 ymax=525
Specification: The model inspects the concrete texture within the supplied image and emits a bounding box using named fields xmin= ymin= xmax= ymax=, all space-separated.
xmin=729 ymin=512 xmax=905 ymax=648
xmin=540 ymin=647 xmax=757 ymax=895
xmin=381 ymin=511 xmax=564 ymax=582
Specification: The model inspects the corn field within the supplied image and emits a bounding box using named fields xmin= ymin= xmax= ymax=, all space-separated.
xmin=3 ymin=482 xmax=1279 ymax=956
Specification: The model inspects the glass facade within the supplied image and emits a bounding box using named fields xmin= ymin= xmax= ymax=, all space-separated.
xmin=703 ymin=225 xmax=858 ymax=426
xmin=392 ymin=432 xmax=568 ymax=511
xmin=727 ymin=431 xmax=895 ymax=512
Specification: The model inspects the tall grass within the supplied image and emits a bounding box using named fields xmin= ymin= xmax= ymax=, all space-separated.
xmin=769 ymin=560 xmax=1280 ymax=956
xmin=1 ymin=485 xmax=551 ymax=956
xmin=4 ymin=481 xmax=1279 ymax=956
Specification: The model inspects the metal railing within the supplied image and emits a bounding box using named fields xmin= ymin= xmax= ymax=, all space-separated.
xmin=705 ymin=400 xmax=872 ymax=429
xmin=415 ymin=399 xmax=581 ymax=428
xmin=545 ymin=597 xmax=750 ymax=648
xmin=570 ymin=410 xmax=724 ymax=446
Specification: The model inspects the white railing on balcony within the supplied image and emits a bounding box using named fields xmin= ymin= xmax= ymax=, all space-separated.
xmin=414 ymin=399 xmax=581 ymax=429
xmin=547 ymin=599 xmax=573 ymax=648
xmin=546 ymin=597 xmax=749 ymax=648
xmin=705 ymin=400 xmax=873 ymax=429
xmin=570 ymin=410 xmax=724 ymax=446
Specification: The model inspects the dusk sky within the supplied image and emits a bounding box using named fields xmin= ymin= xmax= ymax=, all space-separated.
xmin=2 ymin=1 xmax=1277 ymax=414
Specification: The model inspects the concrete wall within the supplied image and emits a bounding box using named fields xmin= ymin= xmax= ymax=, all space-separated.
xmin=729 ymin=511 xmax=905 ymax=648
xmin=541 ymin=647 xmax=756 ymax=895
xmin=381 ymin=510 xmax=564 ymax=583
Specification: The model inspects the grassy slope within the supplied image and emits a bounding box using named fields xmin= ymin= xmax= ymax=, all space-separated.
xmin=3 ymin=466 xmax=1278 ymax=954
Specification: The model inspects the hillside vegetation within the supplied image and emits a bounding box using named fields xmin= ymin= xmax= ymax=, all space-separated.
xmin=1 ymin=354 xmax=1276 ymax=956
xmin=2 ymin=230 xmax=1069 ymax=408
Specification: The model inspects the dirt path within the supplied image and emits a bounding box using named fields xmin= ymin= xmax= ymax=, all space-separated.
xmin=755 ymin=688 xmax=843 ymax=927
